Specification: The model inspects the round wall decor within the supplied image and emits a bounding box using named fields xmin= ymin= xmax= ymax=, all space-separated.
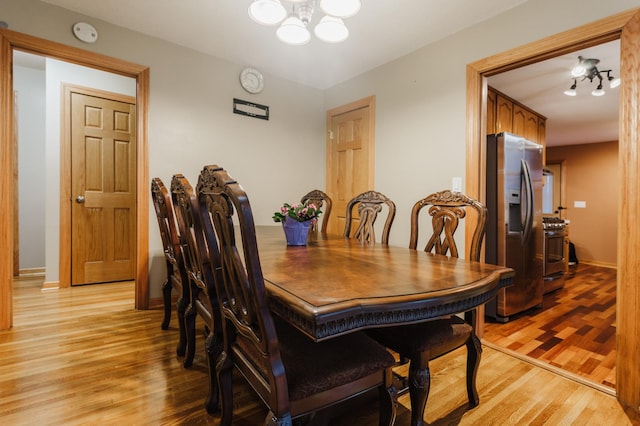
xmin=240 ymin=67 xmax=264 ymax=94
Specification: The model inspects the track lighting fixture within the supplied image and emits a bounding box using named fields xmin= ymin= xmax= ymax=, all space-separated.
xmin=564 ymin=56 xmax=620 ymax=97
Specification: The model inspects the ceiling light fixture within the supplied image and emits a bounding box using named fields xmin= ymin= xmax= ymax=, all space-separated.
xmin=248 ymin=0 xmax=360 ymax=45
xmin=564 ymin=56 xmax=621 ymax=97
xmin=563 ymin=79 xmax=577 ymax=96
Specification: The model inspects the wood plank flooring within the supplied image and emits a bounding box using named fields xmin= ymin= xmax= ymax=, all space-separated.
xmin=484 ymin=264 xmax=617 ymax=391
xmin=1 ymin=275 xmax=637 ymax=425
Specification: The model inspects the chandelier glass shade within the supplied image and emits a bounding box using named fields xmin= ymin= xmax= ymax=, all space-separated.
xmin=564 ymin=56 xmax=621 ymax=97
xmin=314 ymin=16 xmax=348 ymax=43
xmin=319 ymin=0 xmax=361 ymax=18
xmin=248 ymin=0 xmax=360 ymax=45
xmin=248 ymin=0 xmax=287 ymax=25
xmin=276 ymin=15 xmax=311 ymax=45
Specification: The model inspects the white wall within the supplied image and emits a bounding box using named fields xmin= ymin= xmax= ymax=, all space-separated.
xmin=324 ymin=0 xmax=640 ymax=249
xmin=14 ymin=61 xmax=46 ymax=270
xmin=3 ymin=0 xmax=640 ymax=295
xmin=3 ymin=0 xmax=325 ymax=296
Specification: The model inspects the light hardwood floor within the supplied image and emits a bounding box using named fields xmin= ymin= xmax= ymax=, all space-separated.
xmin=1 ymin=276 xmax=638 ymax=425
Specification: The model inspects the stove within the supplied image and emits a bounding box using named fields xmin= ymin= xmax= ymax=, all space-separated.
xmin=542 ymin=217 xmax=566 ymax=293
xmin=542 ymin=216 xmax=567 ymax=230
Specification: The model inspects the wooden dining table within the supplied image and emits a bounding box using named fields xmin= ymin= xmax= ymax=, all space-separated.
xmin=255 ymin=226 xmax=514 ymax=342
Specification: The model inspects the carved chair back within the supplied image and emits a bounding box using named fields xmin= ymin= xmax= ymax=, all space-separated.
xmin=410 ymin=190 xmax=487 ymax=261
xmin=170 ymin=174 xmax=221 ymax=412
xmin=171 ymin=175 xmax=216 ymax=318
xmin=197 ymin=164 xmax=289 ymax=423
xmin=151 ymin=177 xmax=189 ymax=333
xmin=344 ymin=190 xmax=396 ymax=245
xmin=300 ymin=189 xmax=332 ymax=233
xmin=151 ymin=177 xmax=182 ymax=273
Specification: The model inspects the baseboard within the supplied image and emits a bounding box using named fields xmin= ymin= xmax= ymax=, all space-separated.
xmin=148 ymin=296 xmax=164 ymax=310
xmin=18 ymin=267 xmax=45 ymax=277
xmin=577 ymin=260 xmax=617 ymax=269
xmin=148 ymin=294 xmax=179 ymax=310
xmin=42 ymin=281 xmax=60 ymax=290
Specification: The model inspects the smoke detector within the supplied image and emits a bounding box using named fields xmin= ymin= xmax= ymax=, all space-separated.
xmin=72 ymin=22 xmax=98 ymax=43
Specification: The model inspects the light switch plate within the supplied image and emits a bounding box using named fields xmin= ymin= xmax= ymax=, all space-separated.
xmin=452 ymin=177 xmax=462 ymax=193
xmin=574 ymin=200 xmax=586 ymax=208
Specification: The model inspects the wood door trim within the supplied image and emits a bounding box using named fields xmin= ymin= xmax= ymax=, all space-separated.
xmin=465 ymin=7 xmax=639 ymax=412
xmin=0 ymin=28 xmax=150 ymax=331
xmin=61 ymin=84 xmax=137 ymax=287
xmin=12 ymin=90 xmax=18 ymax=277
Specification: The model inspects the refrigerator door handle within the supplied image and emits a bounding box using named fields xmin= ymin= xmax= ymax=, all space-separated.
xmin=521 ymin=159 xmax=534 ymax=244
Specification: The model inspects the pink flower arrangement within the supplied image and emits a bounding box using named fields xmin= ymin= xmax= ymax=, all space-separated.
xmin=272 ymin=201 xmax=322 ymax=223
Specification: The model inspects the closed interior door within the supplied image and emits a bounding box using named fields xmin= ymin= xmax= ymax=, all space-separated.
xmin=325 ymin=97 xmax=375 ymax=235
xmin=70 ymin=91 xmax=136 ymax=285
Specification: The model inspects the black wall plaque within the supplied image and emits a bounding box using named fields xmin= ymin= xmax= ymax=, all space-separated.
xmin=233 ymin=98 xmax=269 ymax=120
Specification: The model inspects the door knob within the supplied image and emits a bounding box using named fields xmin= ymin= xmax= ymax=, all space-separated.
xmin=76 ymin=195 xmax=85 ymax=203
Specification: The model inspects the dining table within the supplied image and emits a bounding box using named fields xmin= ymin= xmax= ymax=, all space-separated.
xmin=254 ymin=226 xmax=515 ymax=342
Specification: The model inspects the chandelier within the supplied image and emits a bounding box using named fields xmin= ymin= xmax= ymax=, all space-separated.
xmin=248 ymin=0 xmax=361 ymax=45
xmin=563 ymin=56 xmax=621 ymax=97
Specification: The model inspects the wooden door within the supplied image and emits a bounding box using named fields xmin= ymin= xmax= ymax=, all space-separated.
xmin=325 ymin=97 xmax=375 ymax=235
xmin=70 ymin=91 xmax=136 ymax=285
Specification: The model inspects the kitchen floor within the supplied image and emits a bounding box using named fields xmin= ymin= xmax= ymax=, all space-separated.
xmin=483 ymin=263 xmax=616 ymax=390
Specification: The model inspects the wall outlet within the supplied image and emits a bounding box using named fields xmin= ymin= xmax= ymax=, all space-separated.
xmin=574 ymin=200 xmax=586 ymax=208
xmin=452 ymin=177 xmax=462 ymax=193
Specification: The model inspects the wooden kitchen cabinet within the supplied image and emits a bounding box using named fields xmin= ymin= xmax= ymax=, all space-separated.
xmin=488 ymin=87 xmax=547 ymax=150
xmin=495 ymin=93 xmax=514 ymax=133
xmin=538 ymin=118 xmax=546 ymax=164
xmin=487 ymin=89 xmax=497 ymax=134
xmin=513 ymin=104 xmax=539 ymax=142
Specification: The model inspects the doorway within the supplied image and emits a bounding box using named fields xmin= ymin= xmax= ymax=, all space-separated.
xmin=0 ymin=29 xmax=150 ymax=330
xmin=14 ymin=53 xmax=138 ymax=288
xmin=465 ymin=8 xmax=640 ymax=412
xmin=482 ymin=40 xmax=619 ymax=390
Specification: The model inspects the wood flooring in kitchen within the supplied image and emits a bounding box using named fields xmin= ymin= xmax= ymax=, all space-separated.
xmin=483 ymin=263 xmax=617 ymax=391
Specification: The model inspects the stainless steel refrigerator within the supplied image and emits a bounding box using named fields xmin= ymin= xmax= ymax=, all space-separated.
xmin=485 ymin=132 xmax=544 ymax=322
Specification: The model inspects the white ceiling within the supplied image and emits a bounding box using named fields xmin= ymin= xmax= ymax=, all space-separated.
xmin=39 ymin=0 xmax=528 ymax=89
xmin=488 ymin=39 xmax=620 ymax=147
xmin=34 ymin=0 xmax=619 ymax=147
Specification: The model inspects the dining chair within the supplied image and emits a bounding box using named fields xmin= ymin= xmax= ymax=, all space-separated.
xmin=151 ymin=177 xmax=189 ymax=356
xmin=170 ymin=174 xmax=221 ymax=413
xmin=343 ymin=190 xmax=396 ymax=245
xmin=196 ymin=165 xmax=397 ymax=426
xmin=368 ymin=190 xmax=488 ymax=426
xmin=300 ymin=189 xmax=332 ymax=233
